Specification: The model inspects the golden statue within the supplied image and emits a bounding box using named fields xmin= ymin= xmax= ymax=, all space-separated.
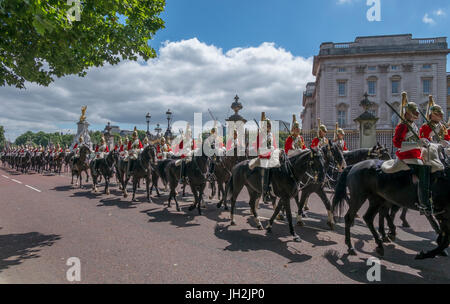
xmin=79 ymin=106 xmax=87 ymax=123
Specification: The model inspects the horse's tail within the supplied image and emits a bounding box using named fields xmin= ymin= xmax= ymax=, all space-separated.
xmin=332 ymin=165 xmax=353 ymax=217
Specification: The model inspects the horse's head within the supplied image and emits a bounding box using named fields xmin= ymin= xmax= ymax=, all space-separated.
xmin=323 ymin=142 xmax=346 ymax=172
xmin=309 ymin=147 xmax=326 ymax=183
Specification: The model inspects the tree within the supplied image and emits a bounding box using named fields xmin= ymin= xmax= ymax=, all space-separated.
xmin=0 ymin=125 xmax=5 ymax=149
xmin=14 ymin=130 xmax=74 ymax=147
xmin=1 ymin=0 xmax=166 ymax=89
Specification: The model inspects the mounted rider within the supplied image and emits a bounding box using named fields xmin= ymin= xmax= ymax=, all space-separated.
xmin=284 ymin=114 xmax=306 ymax=156
xmin=419 ymin=95 xmax=450 ymax=146
xmin=249 ymin=112 xmax=280 ymax=203
xmin=311 ymin=119 xmax=329 ymax=149
xmin=334 ymin=122 xmax=348 ymax=152
xmin=72 ymin=135 xmax=85 ymax=157
xmin=178 ymin=123 xmax=197 ymax=184
xmin=226 ymin=128 xmax=245 ymax=155
xmin=143 ymin=136 xmax=150 ymax=149
xmin=205 ymin=121 xmax=225 ymax=178
xmin=384 ymin=92 xmax=439 ymax=216
xmin=127 ymin=127 xmax=143 ymax=178
xmin=156 ymin=137 xmax=173 ymax=160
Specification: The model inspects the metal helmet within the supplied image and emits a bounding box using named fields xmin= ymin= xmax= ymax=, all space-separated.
xmin=337 ymin=128 xmax=345 ymax=136
xmin=132 ymin=126 xmax=138 ymax=139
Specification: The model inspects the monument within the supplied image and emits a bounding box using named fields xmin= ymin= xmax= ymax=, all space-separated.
xmin=73 ymin=105 xmax=93 ymax=149
xmin=354 ymin=93 xmax=379 ymax=148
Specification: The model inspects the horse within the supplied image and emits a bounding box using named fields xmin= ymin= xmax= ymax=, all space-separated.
xmin=71 ymin=146 xmax=90 ymax=188
xmin=295 ymin=142 xmax=346 ymax=230
xmin=332 ymin=154 xmax=450 ymax=259
xmin=164 ymin=153 xmax=210 ymax=214
xmin=223 ymin=148 xmax=326 ymax=242
xmin=90 ymin=150 xmax=116 ymax=195
xmin=126 ymin=145 xmax=157 ymax=202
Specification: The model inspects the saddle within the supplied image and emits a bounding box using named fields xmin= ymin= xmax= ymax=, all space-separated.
xmin=248 ymin=149 xmax=282 ymax=170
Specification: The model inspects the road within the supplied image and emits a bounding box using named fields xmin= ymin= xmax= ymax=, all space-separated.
xmin=0 ymin=166 xmax=449 ymax=284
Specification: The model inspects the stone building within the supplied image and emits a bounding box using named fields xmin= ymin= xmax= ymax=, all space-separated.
xmin=302 ymin=34 xmax=450 ymax=130
xmin=447 ymin=73 xmax=450 ymax=120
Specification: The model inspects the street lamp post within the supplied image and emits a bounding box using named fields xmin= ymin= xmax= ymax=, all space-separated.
xmin=155 ymin=123 xmax=162 ymax=138
xmin=165 ymin=109 xmax=173 ymax=139
xmin=146 ymin=113 xmax=151 ymax=138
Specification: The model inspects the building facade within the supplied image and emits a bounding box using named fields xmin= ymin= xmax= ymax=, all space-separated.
xmin=302 ymin=34 xmax=450 ymax=131
xmin=447 ymin=73 xmax=450 ymax=121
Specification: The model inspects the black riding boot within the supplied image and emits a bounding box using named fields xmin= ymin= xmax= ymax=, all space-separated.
xmin=262 ymin=168 xmax=271 ymax=203
xmin=208 ymin=160 xmax=215 ymax=181
xmin=179 ymin=160 xmax=186 ymax=184
xmin=411 ymin=165 xmax=433 ymax=216
xmin=127 ymin=159 xmax=135 ymax=179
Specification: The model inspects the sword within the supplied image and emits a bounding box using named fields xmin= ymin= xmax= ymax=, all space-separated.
xmin=385 ymin=101 xmax=420 ymax=140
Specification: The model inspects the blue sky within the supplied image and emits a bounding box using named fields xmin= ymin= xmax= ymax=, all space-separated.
xmin=150 ymin=0 xmax=450 ymax=70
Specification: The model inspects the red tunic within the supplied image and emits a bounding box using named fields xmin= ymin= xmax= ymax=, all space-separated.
xmin=128 ymin=140 xmax=143 ymax=150
xmin=113 ymin=145 xmax=119 ymax=151
xmin=119 ymin=145 xmax=124 ymax=152
xmin=310 ymin=137 xmax=320 ymax=149
xmin=156 ymin=144 xmax=172 ymax=159
xmin=393 ymin=123 xmax=421 ymax=160
xmin=284 ymin=135 xmax=306 ymax=154
xmin=419 ymin=124 xmax=450 ymax=141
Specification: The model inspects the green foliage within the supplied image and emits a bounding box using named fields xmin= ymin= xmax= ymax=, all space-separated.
xmin=0 ymin=125 xmax=5 ymax=149
xmin=1 ymin=0 xmax=166 ymax=88
xmin=14 ymin=130 xmax=74 ymax=147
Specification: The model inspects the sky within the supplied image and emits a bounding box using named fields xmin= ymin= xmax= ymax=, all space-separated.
xmin=1 ymin=0 xmax=450 ymax=141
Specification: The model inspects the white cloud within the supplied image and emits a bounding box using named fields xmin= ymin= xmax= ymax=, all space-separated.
xmin=0 ymin=38 xmax=314 ymax=141
xmin=434 ymin=9 xmax=446 ymax=16
xmin=423 ymin=13 xmax=436 ymax=25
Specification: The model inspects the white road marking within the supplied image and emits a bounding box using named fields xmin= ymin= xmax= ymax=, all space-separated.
xmin=2 ymin=175 xmax=9 ymax=179
xmin=11 ymin=179 xmax=22 ymax=184
xmin=25 ymin=185 xmax=42 ymax=193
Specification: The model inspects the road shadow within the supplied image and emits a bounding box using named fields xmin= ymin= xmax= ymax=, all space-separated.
xmin=141 ymin=207 xmax=201 ymax=228
xmin=97 ymin=198 xmax=138 ymax=209
xmin=0 ymin=232 xmax=61 ymax=273
xmin=214 ymin=224 xmax=312 ymax=264
xmin=324 ymin=249 xmax=450 ymax=284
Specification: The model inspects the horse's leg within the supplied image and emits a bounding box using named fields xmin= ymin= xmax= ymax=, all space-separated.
xmin=400 ymin=208 xmax=411 ymax=228
xmin=182 ymin=183 xmax=186 ymax=197
xmin=249 ymin=190 xmax=263 ymax=230
xmin=146 ymin=176 xmax=152 ymax=203
xmin=316 ymin=187 xmax=335 ymax=230
xmin=378 ymin=205 xmax=390 ymax=243
xmin=229 ymin=182 xmax=245 ymax=226
xmin=266 ymin=198 xmax=284 ymax=233
xmin=132 ymin=177 xmax=138 ymax=202
xmin=364 ymin=197 xmax=385 ymax=256
xmin=284 ymin=197 xmax=301 ymax=242
xmin=345 ymin=193 xmax=366 ymax=256
xmin=416 ymin=228 xmax=450 ymax=260
xmin=296 ymin=189 xmax=311 ymax=227
xmin=105 ymin=176 xmax=110 ymax=195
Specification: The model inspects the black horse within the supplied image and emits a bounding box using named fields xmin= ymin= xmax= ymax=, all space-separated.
xmin=90 ymin=150 xmax=116 ymax=195
xmin=71 ymin=146 xmax=90 ymax=188
xmin=224 ymin=148 xmax=326 ymax=242
xmin=332 ymin=159 xmax=450 ymax=259
xmin=126 ymin=145 xmax=157 ymax=202
xmin=295 ymin=142 xmax=346 ymax=230
xmin=164 ymin=154 xmax=209 ymax=214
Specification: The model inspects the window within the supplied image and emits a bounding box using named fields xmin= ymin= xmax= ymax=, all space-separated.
xmin=338 ymin=81 xmax=346 ymax=96
xmin=368 ymin=66 xmax=376 ymax=71
xmin=423 ymin=64 xmax=432 ymax=69
xmin=337 ymin=110 xmax=346 ymax=127
xmin=392 ymin=80 xmax=400 ymax=94
xmin=391 ymin=65 xmax=398 ymax=71
xmin=447 ymin=85 xmax=450 ymax=96
xmin=423 ymin=79 xmax=432 ymax=94
xmin=338 ymin=67 xmax=346 ymax=72
xmin=368 ymin=80 xmax=377 ymax=95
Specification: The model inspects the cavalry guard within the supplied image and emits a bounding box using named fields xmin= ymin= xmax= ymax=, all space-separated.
xmin=72 ymin=135 xmax=84 ymax=157
xmin=334 ymin=122 xmax=348 ymax=152
xmin=226 ymin=128 xmax=245 ymax=155
xmin=311 ymin=119 xmax=329 ymax=149
xmin=95 ymin=135 xmax=110 ymax=159
xmin=119 ymin=138 xmax=128 ymax=159
xmin=284 ymin=114 xmax=306 ymax=156
xmin=127 ymin=127 xmax=143 ymax=178
xmin=388 ymin=92 xmax=437 ymax=215
xmin=143 ymin=136 xmax=150 ymax=148
xmin=205 ymin=122 xmax=225 ymax=178
xmin=178 ymin=123 xmax=197 ymax=184
xmin=419 ymin=95 xmax=450 ymax=145
xmin=156 ymin=137 xmax=172 ymax=160
xmin=250 ymin=112 xmax=279 ymax=203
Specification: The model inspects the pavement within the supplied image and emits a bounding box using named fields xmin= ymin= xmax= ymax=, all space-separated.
xmin=0 ymin=165 xmax=449 ymax=284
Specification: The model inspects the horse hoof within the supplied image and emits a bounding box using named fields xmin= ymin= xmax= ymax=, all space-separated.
xmin=376 ymin=246 xmax=384 ymax=256
xmin=388 ymin=233 xmax=396 ymax=242
xmin=216 ymin=202 xmax=222 ymax=209
xmin=188 ymin=205 xmax=195 ymax=211
xmin=439 ymin=250 xmax=449 ymax=257
xmin=303 ymin=206 xmax=309 ymax=211
xmin=402 ymin=222 xmax=411 ymax=228
xmin=176 ymin=207 xmax=181 ymax=212
xmin=415 ymin=251 xmax=426 ymax=260
xmin=276 ymin=214 xmax=285 ymax=221
xmin=348 ymin=248 xmax=357 ymax=256
xmin=297 ymin=221 xmax=304 ymax=227
xmin=382 ymin=236 xmax=391 ymax=243
xmin=327 ymin=222 xmax=335 ymax=231
xmin=257 ymin=225 xmax=264 ymax=230
xmin=293 ymin=235 xmax=302 ymax=243
xmin=106 ymin=190 xmax=110 ymax=195
xmin=230 ymin=221 xmax=236 ymax=226
xmin=266 ymin=227 xmax=272 ymax=233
